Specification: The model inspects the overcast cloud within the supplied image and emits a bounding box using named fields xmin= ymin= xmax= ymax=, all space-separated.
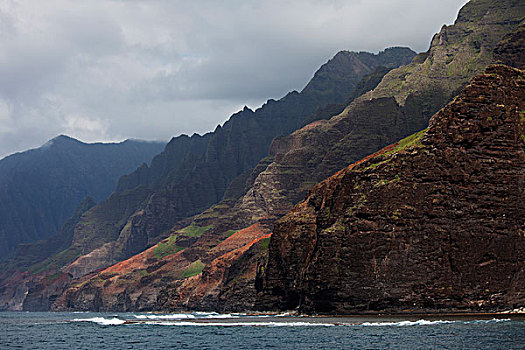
xmin=0 ymin=0 xmax=469 ymax=159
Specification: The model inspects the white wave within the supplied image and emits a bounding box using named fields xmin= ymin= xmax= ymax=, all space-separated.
xmin=142 ymin=321 xmax=335 ymax=327
xmin=359 ymin=318 xmax=513 ymax=327
xmin=360 ymin=319 xmax=455 ymax=327
xmin=134 ymin=314 xmax=196 ymax=320
xmin=71 ymin=316 xmax=514 ymax=327
xmin=133 ymin=312 xmax=239 ymax=320
xmin=72 ymin=317 xmax=126 ymax=325
xmin=194 ymin=312 xmax=240 ymax=318
xmin=468 ymin=318 xmax=511 ymax=324
xmin=204 ymin=314 xmax=238 ymax=319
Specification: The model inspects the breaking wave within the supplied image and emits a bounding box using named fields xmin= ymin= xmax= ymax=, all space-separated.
xmin=70 ymin=315 xmax=513 ymax=327
xmin=359 ymin=318 xmax=511 ymax=327
xmin=133 ymin=312 xmax=239 ymax=320
xmin=72 ymin=317 xmax=126 ymax=325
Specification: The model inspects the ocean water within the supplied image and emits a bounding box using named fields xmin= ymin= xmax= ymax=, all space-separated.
xmin=1 ymin=312 xmax=524 ymax=349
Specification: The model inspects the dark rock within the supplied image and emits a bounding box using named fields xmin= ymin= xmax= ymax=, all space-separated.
xmin=493 ymin=25 xmax=525 ymax=69
xmin=259 ymin=65 xmax=525 ymax=313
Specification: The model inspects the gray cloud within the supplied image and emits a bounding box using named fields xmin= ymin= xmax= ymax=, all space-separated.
xmin=0 ymin=0 xmax=469 ymax=158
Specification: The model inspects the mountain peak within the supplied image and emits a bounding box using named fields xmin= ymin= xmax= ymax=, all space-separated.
xmin=41 ymin=135 xmax=81 ymax=149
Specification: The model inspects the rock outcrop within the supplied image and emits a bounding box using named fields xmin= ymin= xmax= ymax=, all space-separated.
xmin=53 ymin=222 xmax=272 ymax=312
xmin=259 ymin=65 xmax=525 ymax=313
xmin=234 ymin=0 xmax=525 ymax=228
xmin=493 ymin=25 xmax=525 ymax=69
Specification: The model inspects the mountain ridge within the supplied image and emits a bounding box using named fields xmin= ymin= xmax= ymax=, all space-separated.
xmin=42 ymin=47 xmax=415 ymax=278
xmin=0 ymin=135 xmax=165 ymax=260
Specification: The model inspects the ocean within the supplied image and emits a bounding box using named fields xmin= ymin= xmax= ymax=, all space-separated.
xmin=1 ymin=312 xmax=524 ymax=349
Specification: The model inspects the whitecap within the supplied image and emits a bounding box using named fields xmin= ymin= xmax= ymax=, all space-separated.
xmin=467 ymin=318 xmax=511 ymax=324
xmin=133 ymin=312 xmax=240 ymax=320
xmin=133 ymin=314 xmax=196 ymax=320
xmin=359 ymin=318 xmax=513 ymax=327
xmin=72 ymin=317 xmax=126 ymax=325
xmin=360 ymin=319 xmax=455 ymax=327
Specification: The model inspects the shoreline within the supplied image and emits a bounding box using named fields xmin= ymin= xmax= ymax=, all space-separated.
xmin=2 ymin=309 xmax=525 ymax=320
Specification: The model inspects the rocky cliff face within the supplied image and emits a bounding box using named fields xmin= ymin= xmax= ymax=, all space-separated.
xmin=493 ymin=25 xmax=525 ymax=69
xmin=368 ymin=0 xmax=524 ymax=105
xmin=259 ymin=65 xmax=525 ymax=313
xmin=234 ymin=0 xmax=525 ymax=229
xmin=53 ymin=222 xmax=272 ymax=312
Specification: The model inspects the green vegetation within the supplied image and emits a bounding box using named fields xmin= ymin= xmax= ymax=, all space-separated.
xmin=364 ymin=128 xmax=428 ymax=171
xmin=28 ymin=248 xmax=81 ymax=275
xmin=181 ymin=260 xmax=205 ymax=279
xmin=153 ymin=225 xmax=213 ymax=259
xmin=259 ymin=238 xmax=271 ymax=250
xmin=154 ymin=235 xmax=184 ymax=259
xmin=326 ymin=223 xmax=346 ymax=233
xmin=180 ymin=224 xmax=214 ymax=237
xmin=392 ymin=209 xmax=402 ymax=220
xmin=46 ymin=272 xmax=62 ymax=281
xmin=389 ymin=128 xmax=427 ymax=154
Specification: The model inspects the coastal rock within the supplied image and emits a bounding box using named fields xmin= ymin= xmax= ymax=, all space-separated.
xmin=259 ymin=65 xmax=525 ymax=313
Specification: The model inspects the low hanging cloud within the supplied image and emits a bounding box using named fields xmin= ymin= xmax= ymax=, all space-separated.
xmin=0 ymin=0 xmax=468 ymax=159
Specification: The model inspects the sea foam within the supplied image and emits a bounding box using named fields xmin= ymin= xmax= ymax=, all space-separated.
xmin=359 ymin=318 xmax=512 ymax=327
xmin=133 ymin=312 xmax=238 ymax=320
xmin=72 ymin=317 xmax=126 ymax=325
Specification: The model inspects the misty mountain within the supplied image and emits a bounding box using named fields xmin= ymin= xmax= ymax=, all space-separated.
xmin=0 ymin=136 xmax=165 ymax=259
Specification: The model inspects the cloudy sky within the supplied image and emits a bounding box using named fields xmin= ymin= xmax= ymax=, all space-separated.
xmin=0 ymin=0 xmax=469 ymax=159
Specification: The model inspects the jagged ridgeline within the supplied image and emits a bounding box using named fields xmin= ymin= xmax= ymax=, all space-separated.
xmin=51 ymin=49 xmax=415 ymax=271
xmin=38 ymin=0 xmax=525 ymax=313
xmin=0 ymin=136 xmax=164 ymax=260
xmin=0 ymin=47 xmax=415 ymax=311
xmin=218 ymin=0 xmax=525 ymax=231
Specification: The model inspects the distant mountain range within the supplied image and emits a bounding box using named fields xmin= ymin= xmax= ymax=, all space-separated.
xmin=0 ymin=136 xmax=164 ymax=259
xmin=21 ymin=48 xmax=415 ymax=275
